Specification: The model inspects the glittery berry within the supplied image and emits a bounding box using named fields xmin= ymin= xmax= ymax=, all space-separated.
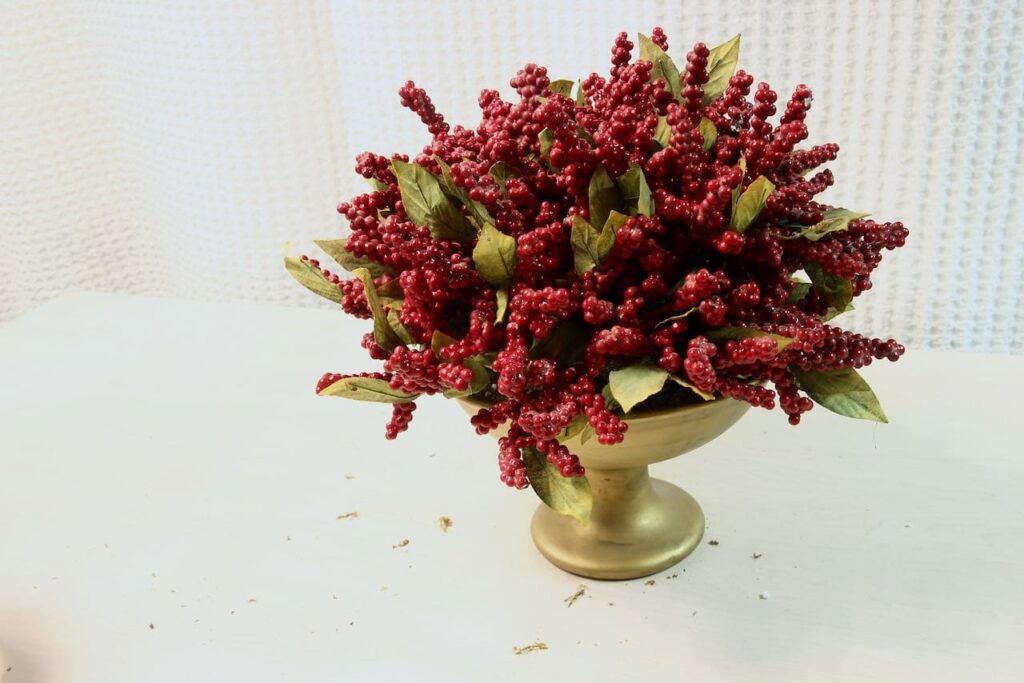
xmin=292 ymin=28 xmax=908 ymax=491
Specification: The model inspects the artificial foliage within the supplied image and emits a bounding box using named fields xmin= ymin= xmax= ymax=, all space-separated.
xmin=287 ymin=29 xmax=907 ymax=501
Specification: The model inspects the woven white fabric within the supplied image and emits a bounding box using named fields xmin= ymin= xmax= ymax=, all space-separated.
xmin=3 ymin=0 xmax=1022 ymax=352
xmin=0 ymin=0 xmax=348 ymax=318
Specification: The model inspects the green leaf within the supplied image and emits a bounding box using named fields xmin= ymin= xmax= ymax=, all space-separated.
xmin=706 ymin=326 xmax=796 ymax=351
xmin=430 ymin=330 xmax=456 ymax=354
xmin=538 ymin=127 xmax=554 ymax=161
xmin=442 ymin=355 xmax=491 ymax=398
xmin=391 ymin=159 xmax=475 ymax=241
xmin=655 ymin=307 xmax=698 ymax=328
xmin=463 ymin=355 xmax=492 ymax=394
xmin=608 ymin=364 xmax=670 ymax=413
xmin=284 ymin=243 xmax=342 ymax=303
xmin=318 ymin=375 xmax=419 ymax=402
xmin=570 ymin=212 xmax=625 ymax=274
xmin=587 ymin=163 xmax=621 ymax=231
xmin=698 ymin=117 xmax=718 ymax=152
xmin=731 ymin=155 xmax=747 ymax=215
xmin=352 ymin=267 xmax=403 ymax=352
xmin=805 ymin=262 xmax=853 ymax=311
xmin=387 ymin=309 xmax=416 ymax=345
xmin=792 ymin=367 xmax=888 ymax=423
xmin=495 ymin=286 xmax=509 ymax=322
xmin=616 ymin=163 xmax=654 ymax=217
xmin=786 ymin=279 xmax=812 ymax=304
xmin=376 ymin=278 xmax=403 ymax=309
xmin=488 ymin=161 xmax=521 ymax=198
xmin=435 ymin=157 xmax=492 ymax=226
xmin=796 ymin=208 xmax=870 ymax=241
xmin=314 ymin=238 xmax=393 ymax=278
xmin=601 ymin=211 xmax=628 ymax=248
xmin=529 ymin=319 xmax=587 ymax=365
xmin=600 ymin=382 xmax=620 ymax=411
xmin=654 ymin=116 xmax=671 ymax=148
xmin=557 ymin=414 xmax=590 ymax=443
xmin=365 ymin=177 xmax=389 ymax=192
xmin=730 ymin=175 xmax=774 ymax=234
xmin=821 ymin=302 xmax=854 ymax=322
xmin=703 ymin=34 xmax=741 ymax=104
xmin=668 ymin=374 xmax=715 ymax=401
xmin=570 ymin=216 xmax=601 ymax=274
xmin=472 ymin=223 xmax=517 ymax=286
xmin=638 ymin=33 xmax=682 ymax=101
xmin=549 ymin=79 xmax=574 ymax=96
xmin=522 ymin=447 xmax=592 ymax=524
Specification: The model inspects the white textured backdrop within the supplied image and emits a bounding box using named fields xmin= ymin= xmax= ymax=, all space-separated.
xmin=2 ymin=0 xmax=1022 ymax=352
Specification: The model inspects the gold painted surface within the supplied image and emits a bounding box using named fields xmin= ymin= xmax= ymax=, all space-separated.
xmin=457 ymin=397 xmax=750 ymax=579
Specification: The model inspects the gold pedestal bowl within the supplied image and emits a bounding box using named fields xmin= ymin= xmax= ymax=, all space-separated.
xmin=459 ymin=397 xmax=750 ymax=580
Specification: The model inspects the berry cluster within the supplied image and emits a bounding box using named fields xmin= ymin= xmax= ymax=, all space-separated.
xmin=294 ymin=29 xmax=907 ymax=490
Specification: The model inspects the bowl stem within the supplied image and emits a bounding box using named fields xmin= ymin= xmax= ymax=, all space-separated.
xmin=530 ymin=464 xmax=706 ymax=580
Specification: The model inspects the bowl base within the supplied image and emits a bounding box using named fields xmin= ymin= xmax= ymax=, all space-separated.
xmin=530 ymin=475 xmax=704 ymax=580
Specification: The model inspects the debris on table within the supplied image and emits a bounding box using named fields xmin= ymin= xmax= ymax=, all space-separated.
xmin=752 ymin=553 xmax=763 ymax=559
xmin=512 ymin=641 xmax=548 ymax=655
xmin=644 ymin=579 xmax=655 ymax=586
xmin=148 ymin=623 xmax=154 ymax=630
xmin=564 ymin=584 xmax=587 ymax=607
xmin=708 ymin=539 xmax=719 ymax=546
xmin=665 ymin=573 xmax=678 ymax=579
xmin=336 ymin=511 xmax=359 ymax=520
xmin=437 ymin=516 xmax=453 ymax=532
xmin=759 ymin=591 xmax=771 ymax=600
xmin=392 ymin=539 xmax=409 ymax=549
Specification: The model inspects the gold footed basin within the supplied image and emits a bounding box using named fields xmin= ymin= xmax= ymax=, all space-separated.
xmin=458 ymin=396 xmax=750 ymax=580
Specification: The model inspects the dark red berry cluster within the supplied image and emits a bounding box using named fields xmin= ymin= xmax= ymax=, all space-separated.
xmin=299 ymin=29 xmax=907 ymax=490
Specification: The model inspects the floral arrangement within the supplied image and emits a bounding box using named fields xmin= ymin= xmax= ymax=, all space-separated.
xmin=287 ymin=29 xmax=907 ymax=495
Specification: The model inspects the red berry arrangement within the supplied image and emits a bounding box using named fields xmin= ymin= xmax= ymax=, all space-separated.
xmin=287 ymin=30 xmax=907 ymax=492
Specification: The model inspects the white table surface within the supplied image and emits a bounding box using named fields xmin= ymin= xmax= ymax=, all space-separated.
xmin=1 ymin=292 xmax=1022 ymax=682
